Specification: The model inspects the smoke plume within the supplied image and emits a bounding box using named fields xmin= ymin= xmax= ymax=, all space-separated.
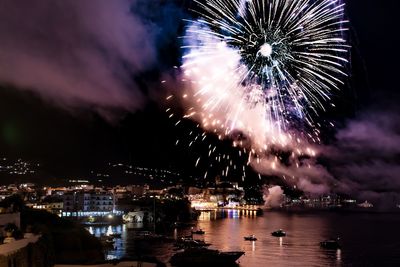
xmin=256 ymin=107 xmax=400 ymax=207
xmin=0 ymin=0 xmax=162 ymax=115
xmin=324 ymin=108 xmax=400 ymax=206
xmin=263 ymin=186 xmax=284 ymax=208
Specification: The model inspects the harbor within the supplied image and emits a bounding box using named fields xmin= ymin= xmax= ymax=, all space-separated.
xmin=85 ymin=210 xmax=400 ymax=266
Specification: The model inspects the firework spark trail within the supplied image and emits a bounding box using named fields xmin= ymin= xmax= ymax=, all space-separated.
xmin=177 ymin=0 xmax=349 ymax=188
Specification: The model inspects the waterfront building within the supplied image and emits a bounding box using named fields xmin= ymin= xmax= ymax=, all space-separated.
xmin=190 ymin=200 xmax=218 ymax=210
xmin=60 ymin=191 xmax=122 ymax=219
xmin=32 ymin=202 xmax=63 ymax=215
xmin=123 ymin=210 xmax=154 ymax=223
xmin=91 ymin=192 xmax=114 ymax=211
xmin=62 ymin=191 xmax=114 ymax=212
xmin=62 ymin=192 xmax=89 ymax=211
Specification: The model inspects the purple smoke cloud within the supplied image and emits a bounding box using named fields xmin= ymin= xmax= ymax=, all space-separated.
xmin=0 ymin=0 xmax=158 ymax=115
xmin=325 ymin=109 xmax=400 ymax=207
xmin=254 ymin=106 xmax=400 ymax=207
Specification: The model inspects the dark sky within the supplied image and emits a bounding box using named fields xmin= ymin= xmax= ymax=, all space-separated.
xmin=0 ymin=0 xmax=399 ymax=189
xmin=346 ymin=0 xmax=400 ymax=100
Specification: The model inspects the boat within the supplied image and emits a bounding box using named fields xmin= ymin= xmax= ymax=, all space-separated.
xmin=244 ymin=235 xmax=257 ymax=241
xmin=271 ymin=229 xmax=286 ymax=237
xmin=320 ymin=238 xmax=341 ymax=249
xmin=191 ymin=228 xmax=205 ymax=235
xmin=170 ymin=248 xmax=245 ymax=266
xmin=174 ymin=237 xmax=211 ymax=249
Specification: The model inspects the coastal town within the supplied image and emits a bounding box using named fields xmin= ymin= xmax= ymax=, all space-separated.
xmin=0 ymin=178 xmax=378 ymax=222
xmin=0 ymin=176 xmax=382 ymax=266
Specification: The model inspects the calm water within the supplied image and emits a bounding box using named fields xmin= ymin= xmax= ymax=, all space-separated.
xmin=88 ymin=210 xmax=400 ymax=266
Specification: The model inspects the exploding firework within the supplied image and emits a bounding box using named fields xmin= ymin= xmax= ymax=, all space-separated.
xmin=167 ymin=0 xmax=349 ymax=188
xmin=201 ymin=0 xmax=346 ymax=107
xmin=179 ymin=0 xmax=348 ymax=151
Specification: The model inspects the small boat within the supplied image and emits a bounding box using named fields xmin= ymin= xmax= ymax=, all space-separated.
xmin=191 ymin=229 xmax=205 ymax=235
xmin=244 ymin=235 xmax=257 ymax=241
xmin=170 ymin=248 xmax=245 ymax=266
xmin=320 ymin=238 xmax=341 ymax=249
xmin=271 ymin=229 xmax=286 ymax=237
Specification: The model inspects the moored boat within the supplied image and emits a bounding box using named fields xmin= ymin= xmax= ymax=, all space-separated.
xmin=244 ymin=234 xmax=257 ymax=241
xmin=271 ymin=229 xmax=286 ymax=237
xmin=320 ymin=238 xmax=341 ymax=249
xmin=170 ymin=248 xmax=244 ymax=266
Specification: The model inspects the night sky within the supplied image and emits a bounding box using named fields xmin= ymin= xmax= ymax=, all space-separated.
xmin=0 ymin=0 xmax=399 ymax=201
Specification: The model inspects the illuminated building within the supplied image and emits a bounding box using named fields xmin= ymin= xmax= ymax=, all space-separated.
xmin=62 ymin=191 xmax=114 ymax=212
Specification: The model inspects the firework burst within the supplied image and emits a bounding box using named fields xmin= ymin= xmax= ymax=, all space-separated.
xmin=187 ymin=0 xmax=348 ymax=115
xmin=167 ymin=0 xmax=349 ymax=185
xmin=181 ymin=0 xmax=348 ymax=150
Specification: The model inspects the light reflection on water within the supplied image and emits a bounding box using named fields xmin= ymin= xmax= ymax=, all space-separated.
xmin=87 ymin=211 xmax=400 ymax=266
xmin=86 ymin=224 xmax=126 ymax=260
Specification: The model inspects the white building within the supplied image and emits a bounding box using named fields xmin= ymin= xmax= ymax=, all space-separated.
xmin=62 ymin=191 xmax=114 ymax=212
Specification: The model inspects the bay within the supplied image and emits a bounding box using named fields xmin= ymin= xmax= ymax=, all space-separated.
xmin=88 ymin=210 xmax=400 ymax=266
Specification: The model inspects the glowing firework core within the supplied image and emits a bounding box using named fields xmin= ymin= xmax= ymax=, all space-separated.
xmin=259 ymin=43 xmax=272 ymax=57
